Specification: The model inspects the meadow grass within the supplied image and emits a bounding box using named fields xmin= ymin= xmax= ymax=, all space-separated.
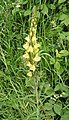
xmin=0 ymin=0 xmax=69 ymax=120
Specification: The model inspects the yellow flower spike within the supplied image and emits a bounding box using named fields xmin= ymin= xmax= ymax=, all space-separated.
xmin=23 ymin=42 xmax=29 ymax=50
xmin=33 ymin=53 xmax=41 ymax=62
xmin=27 ymin=71 xmax=32 ymax=77
xmin=27 ymin=45 xmax=33 ymax=53
xmin=23 ymin=52 xmax=29 ymax=59
xmin=23 ymin=6 xmax=41 ymax=77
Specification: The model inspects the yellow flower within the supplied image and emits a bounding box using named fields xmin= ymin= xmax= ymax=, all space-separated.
xmin=30 ymin=30 xmax=32 ymax=36
xmin=27 ymin=62 xmax=36 ymax=72
xmin=23 ymin=52 xmax=29 ymax=59
xmin=27 ymin=45 xmax=33 ymax=53
xmin=30 ymin=64 xmax=36 ymax=72
xmin=32 ymin=36 xmax=36 ymax=42
xmin=31 ymin=23 xmax=33 ymax=27
xmin=32 ymin=28 xmax=36 ymax=34
xmin=23 ymin=42 xmax=29 ymax=50
xmin=31 ymin=18 xmax=34 ymax=23
xmin=34 ymin=48 xmax=39 ymax=53
xmin=33 ymin=54 xmax=41 ymax=62
xmin=34 ymin=43 xmax=40 ymax=49
xmin=27 ymin=62 xmax=31 ymax=67
xmin=25 ymin=35 xmax=30 ymax=42
xmin=27 ymin=71 xmax=32 ymax=77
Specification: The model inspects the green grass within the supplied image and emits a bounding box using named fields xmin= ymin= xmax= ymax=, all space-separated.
xmin=0 ymin=0 xmax=69 ymax=120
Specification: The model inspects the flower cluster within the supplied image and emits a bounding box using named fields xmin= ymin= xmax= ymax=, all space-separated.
xmin=23 ymin=7 xmax=41 ymax=77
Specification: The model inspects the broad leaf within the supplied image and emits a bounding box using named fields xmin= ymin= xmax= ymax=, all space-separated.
xmin=50 ymin=57 xmax=55 ymax=65
xmin=54 ymin=103 xmax=62 ymax=115
xmin=42 ymin=4 xmax=48 ymax=15
xmin=54 ymin=61 xmax=60 ymax=71
xmin=24 ymin=9 xmax=31 ymax=16
xmin=59 ymin=14 xmax=67 ymax=20
xmin=58 ymin=0 xmax=66 ymax=4
xmin=61 ymin=111 xmax=69 ymax=120
xmin=59 ymin=50 xmax=69 ymax=57
xmin=45 ymin=102 xmax=53 ymax=110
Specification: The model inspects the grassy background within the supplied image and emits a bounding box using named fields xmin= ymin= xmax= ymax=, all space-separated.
xmin=0 ymin=0 xmax=69 ymax=120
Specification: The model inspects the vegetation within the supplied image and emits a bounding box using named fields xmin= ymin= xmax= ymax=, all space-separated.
xmin=0 ymin=0 xmax=69 ymax=120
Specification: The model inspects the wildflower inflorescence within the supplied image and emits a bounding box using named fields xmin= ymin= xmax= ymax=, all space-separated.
xmin=23 ymin=6 xmax=41 ymax=77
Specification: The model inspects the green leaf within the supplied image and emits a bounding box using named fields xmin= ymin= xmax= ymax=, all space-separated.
xmin=17 ymin=0 xmax=28 ymax=4
xmin=64 ymin=32 xmax=69 ymax=37
xmin=59 ymin=14 xmax=67 ymax=20
xmin=54 ymin=84 xmax=60 ymax=91
xmin=62 ymin=18 xmax=69 ymax=26
xmin=54 ymin=83 xmax=68 ymax=92
xmin=67 ymin=36 xmax=69 ymax=41
xmin=58 ymin=0 xmax=66 ymax=4
xmin=54 ymin=103 xmax=62 ymax=115
xmin=0 ymin=5 xmax=4 ymax=13
xmin=49 ymin=99 xmax=55 ymax=104
xmin=61 ymin=111 xmax=69 ymax=120
xmin=0 ymin=70 xmax=4 ymax=77
xmin=46 ymin=88 xmax=55 ymax=96
xmin=59 ymin=66 xmax=64 ymax=75
xmin=23 ymin=1 xmax=28 ymax=5
xmin=59 ymin=50 xmax=69 ymax=57
xmin=24 ymin=9 xmax=31 ymax=16
xmin=61 ymin=85 xmax=68 ymax=92
xmin=50 ymin=4 xmax=55 ymax=10
xmin=50 ymin=57 xmax=55 ymax=65
xmin=42 ymin=4 xmax=48 ymax=15
xmin=45 ymin=102 xmax=53 ymax=110
xmin=48 ymin=109 xmax=55 ymax=117
xmin=45 ymin=84 xmax=51 ymax=92
xmin=54 ymin=61 xmax=60 ymax=71
xmin=60 ymin=33 xmax=65 ymax=39
xmin=37 ymin=11 xmax=40 ymax=18
xmin=45 ymin=84 xmax=55 ymax=96
xmin=61 ymin=92 xmax=69 ymax=98
xmin=26 ymin=78 xmax=35 ymax=87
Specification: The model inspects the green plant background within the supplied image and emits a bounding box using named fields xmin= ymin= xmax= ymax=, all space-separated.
xmin=0 ymin=0 xmax=69 ymax=120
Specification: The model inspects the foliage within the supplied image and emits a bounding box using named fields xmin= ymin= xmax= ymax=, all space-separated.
xmin=0 ymin=0 xmax=69 ymax=120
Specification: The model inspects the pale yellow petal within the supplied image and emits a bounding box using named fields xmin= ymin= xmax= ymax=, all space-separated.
xmin=27 ymin=62 xmax=36 ymax=72
xmin=27 ymin=46 xmax=33 ymax=53
xmin=23 ymin=42 xmax=29 ymax=50
xmin=27 ymin=62 xmax=31 ymax=67
xmin=30 ymin=64 xmax=36 ymax=72
xmin=34 ymin=48 xmax=39 ymax=53
xmin=32 ymin=28 xmax=36 ymax=34
xmin=32 ymin=36 xmax=36 ymax=42
xmin=34 ymin=43 xmax=40 ymax=49
xmin=23 ymin=53 xmax=29 ymax=59
xmin=30 ymin=31 xmax=32 ymax=36
xmin=25 ymin=35 xmax=30 ymax=42
xmin=27 ymin=71 xmax=32 ymax=77
xmin=34 ymin=54 xmax=41 ymax=62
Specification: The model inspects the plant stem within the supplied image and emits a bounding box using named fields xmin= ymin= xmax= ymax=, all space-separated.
xmin=35 ymin=77 xmax=39 ymax=120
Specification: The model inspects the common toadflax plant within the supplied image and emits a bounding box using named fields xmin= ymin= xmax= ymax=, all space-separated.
xmin=23 ymin=6 xmax=41 ymax=77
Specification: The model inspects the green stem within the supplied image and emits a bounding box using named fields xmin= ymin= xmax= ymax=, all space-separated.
xmin=35 ymin=77 xmax=39 ymax=120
